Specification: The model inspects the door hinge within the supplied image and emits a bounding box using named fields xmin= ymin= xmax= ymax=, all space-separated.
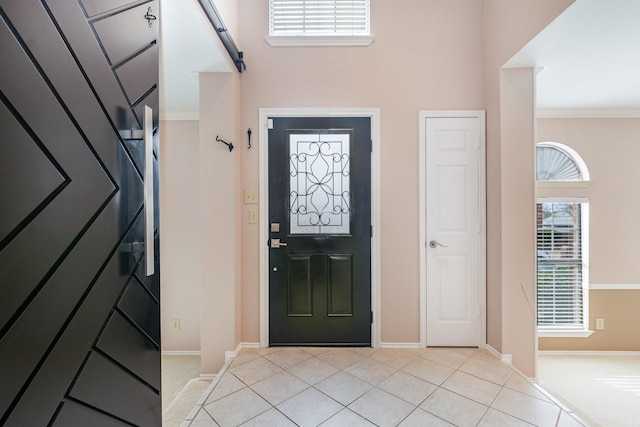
xmin=370 ymin=139 xmax=373 ymax=152
xmin=370 ymin=225 xmax=373 ymax=237
xmin=371 ymin=310 xmax=373 ymax=324
xmin=267 ymin=118 xmax=274 ymax=129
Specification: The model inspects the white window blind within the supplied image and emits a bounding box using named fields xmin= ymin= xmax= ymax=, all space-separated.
xmin=269 ymin=0 xmax=370 ymax=36
xmin=537 ymin=202 xmax=585 ymax=328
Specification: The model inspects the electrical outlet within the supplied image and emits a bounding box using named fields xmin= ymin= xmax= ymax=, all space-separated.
xmin=244 ymin=189 xmax=258 ymax=204
xmin=596 ymin=318 xmax=604 ymax=330
xmin=172 ymin=319 xmax=180 ymax=331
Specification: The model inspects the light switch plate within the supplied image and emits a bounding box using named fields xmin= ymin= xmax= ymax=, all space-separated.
xmin=249 ymin=208 xmax=259 ymax=224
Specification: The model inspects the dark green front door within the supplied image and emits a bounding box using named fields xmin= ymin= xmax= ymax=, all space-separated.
xmin=268 ymin=117 xmax=371 ymax=346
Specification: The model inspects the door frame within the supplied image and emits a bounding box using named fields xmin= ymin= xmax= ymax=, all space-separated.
xmin=259 ymin=108 xmax=381 ymax=348
xmin=418 ymin=110 xmax=487 ymax=347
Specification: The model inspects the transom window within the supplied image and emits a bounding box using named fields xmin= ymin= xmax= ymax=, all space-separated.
xmin=267 ymin=0 xmax=373 ymax=46
xmin=537 ymin=142 xmax=590 ymax=182
xmin=536 ymin=142 xmax=591 ymax=337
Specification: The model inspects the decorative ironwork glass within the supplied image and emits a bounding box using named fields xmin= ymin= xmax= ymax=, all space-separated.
xmin=289 ymin=133 xmax=350 ymax=234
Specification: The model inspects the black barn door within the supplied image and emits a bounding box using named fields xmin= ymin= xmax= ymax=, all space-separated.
xmin=269 ymin=117 xmax=371 ymax=346
xmin=0 ymin=0 xmax=161 ymax=425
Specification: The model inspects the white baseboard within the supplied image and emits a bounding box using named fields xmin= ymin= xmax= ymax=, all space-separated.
xmin=161 ymin=350 xmax=201 ymax=356
xmin=484 ymin=344 xmax=512 ymax=365
xmin=240 ymin=342 xmax=261 ymax=348
xmin=199 ymin=373 xmax=218 ymax=381
xmin=539 ymin=350 xmax=640 ymax=357
xmin=380 ymin=342 xmax=422 ymax=349
xmin=224 ymin=342 xmax=262 ymax=364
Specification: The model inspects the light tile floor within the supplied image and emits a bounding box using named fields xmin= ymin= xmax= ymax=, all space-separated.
xmin=182 ymin=347 xmax=587 ymax=427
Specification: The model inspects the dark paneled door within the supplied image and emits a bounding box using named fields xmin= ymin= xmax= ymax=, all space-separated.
xmin=268 ymin=117 xmax=371 ymax=346
xmin=0 ymin=0 xmax=160 ymax=425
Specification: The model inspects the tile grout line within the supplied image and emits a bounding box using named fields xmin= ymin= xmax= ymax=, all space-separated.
xmin=187 ymin=347 xmax=585 ymax=427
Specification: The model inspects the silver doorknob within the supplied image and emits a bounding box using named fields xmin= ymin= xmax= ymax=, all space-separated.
xmin=429 ymin=240 xmax=447 ymax=248
xmin=273 ymin=267 xmax=278 ymax=272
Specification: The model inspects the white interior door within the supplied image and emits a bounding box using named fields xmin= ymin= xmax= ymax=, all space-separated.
xmin=425 ymin=116 xmax=482 ymax=346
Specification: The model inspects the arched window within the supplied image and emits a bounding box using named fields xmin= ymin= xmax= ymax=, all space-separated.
xmin=536 ymin=143 xmax=591 ymax=337
xmin=537 ymin=142 xmax=590 ymax=182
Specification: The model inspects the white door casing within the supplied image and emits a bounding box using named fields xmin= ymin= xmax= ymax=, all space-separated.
xmin=258 ymin=108 xmax=381 ymax=348
xmin=419 ymin=111 xmax=486 ymax=347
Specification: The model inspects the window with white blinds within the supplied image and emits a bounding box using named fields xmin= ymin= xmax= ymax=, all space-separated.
xmin=537 ymin=201 xmax=587 ymax=329
xmin=269 ymin=0 xmax=370 ymax=36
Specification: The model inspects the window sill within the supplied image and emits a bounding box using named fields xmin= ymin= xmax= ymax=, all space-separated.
xmin=538 ymin=329 xmax=594 ymax=338
xmin=265 ymin=35 xmax=375 ymax=47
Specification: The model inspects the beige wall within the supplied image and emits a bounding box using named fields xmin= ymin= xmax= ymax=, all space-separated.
xmin=211 ymin=0 xmax=239 ymax=42
xmin=541 ymin=290 xmax=640 ymax=351
xmin=159 ymin=73 xmax=243 ymax=374
xmin=160 ymin=120 xmax=201 ymax=351
xmin=159 ymin=0 xmax=577 ymax=375
xmin=238 ymin=0 xmax=488 ymax=345
xmin=482 ymin=0 xmax=574 ymax=369
xmin=199 ymin=72 xmax=242 ymax=374
xmin=234 ymin=0 xmax=571 ymax=374
xmin=498 ymin=67 xmax=538 ymax=374
xmin=537 ymin=117 xmax=640 ymax=351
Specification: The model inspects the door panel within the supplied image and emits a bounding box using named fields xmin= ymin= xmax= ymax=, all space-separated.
xmin=96 ymin=311 xmax=161 ymax=390
xmin=116 ymin=43 xmax=159 ymax=106
xmin=269 ymin=117 xmax=371 ymax=346
xmin=288 ymin=255 xmax=313 ymax=316
xmin=0 ymin=0 xmax=160 ymax=424
xmin=426 ymin=117 xmax=481 ymax=347
xmin=68 ymin=352 xmax=159 ymax=426
xmin=328 ymin=255 xmax=353 ymax=316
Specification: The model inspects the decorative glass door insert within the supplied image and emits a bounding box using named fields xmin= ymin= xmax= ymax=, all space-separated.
xmin=289 ymin=132 xmax=351 ymax=234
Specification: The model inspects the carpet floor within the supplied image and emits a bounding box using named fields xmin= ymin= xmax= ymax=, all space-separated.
xmin=162 ymin=354 xmax=211 ymax=427
xmin=537 ymin=353 xmax=640 ymax=427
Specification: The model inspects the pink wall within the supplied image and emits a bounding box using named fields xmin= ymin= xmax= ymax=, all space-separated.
xmin=537 ymin=117 xmax=640 ymax=284
xmin=199 ymin=72 xmax=242 ymax=374
xmin=482 ymin=0 xmax=575 ymax=360
xmin=235 ymin=0 xmax=573 ymax=370
xmin=160 ymin=0 xmax=577 ymax=374
xmin=238 ymin=0 xmax=486 ymax=345
xmin=537 ymin=117 xmax=640 ymax=352
xmin=499 ymin=67 xmax=538 ymax=374
xmin=160 ymin=120 xmax=201 ymax=351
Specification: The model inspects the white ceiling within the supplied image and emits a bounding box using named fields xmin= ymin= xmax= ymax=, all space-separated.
xmin=159 ymin=0 xmax=640 ymax=118
xmin=507 ymin=0 xmax=640 ymax=110
xmin=159 ymin=0 xmax=228 ymax=120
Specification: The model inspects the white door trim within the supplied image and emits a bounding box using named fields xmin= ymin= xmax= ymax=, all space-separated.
xmin=418 ymin=110 xmax=486 ymax=347
xmin=258 ymin=108 xmax=381 ymax=348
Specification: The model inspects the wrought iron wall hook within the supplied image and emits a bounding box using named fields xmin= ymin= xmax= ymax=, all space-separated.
xmin=247 ymin=128 xmax=252 ymax=149
xmin=216 ymin=135 xmax=234 ymax=152
xmin=144 ymin=7 xmax=157 ymax=28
